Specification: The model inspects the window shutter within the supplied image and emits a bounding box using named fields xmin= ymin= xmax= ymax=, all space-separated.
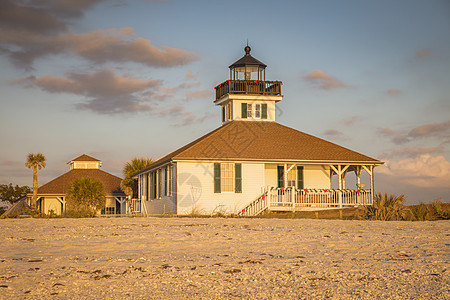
xmin=262 ymin=103 xmax=268 ymax=119
xmin=241 ymin=103 xmax=247 ymax=119
xmin=235 ymin=163 xmax=242 ymax=193
xmin=222 ymin=106 xmax=225 ymax=122
xmin=297 ymin=166 xmax=304 ymax=189
xmin=277 ymin=166 xmax=284 ymax=188
xmin=214 ymin=163 xmax=221 ymax=193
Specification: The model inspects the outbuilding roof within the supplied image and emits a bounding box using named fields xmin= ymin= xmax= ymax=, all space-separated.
xmin=36 ymin=169 xmax=125 ymax=196
xmin=69 ymin=154 xmax=101 ymax=163
xmin=134 ymin=121 xmax=382 ymax=176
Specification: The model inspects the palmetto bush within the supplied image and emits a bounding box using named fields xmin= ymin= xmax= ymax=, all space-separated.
xmin=363 ymin=193 xmax=409 ymax=221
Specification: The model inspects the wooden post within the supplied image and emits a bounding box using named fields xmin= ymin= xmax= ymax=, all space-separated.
xmin=356 ymin=166 xmax=362 ymax=205
xmin=370 ymin=165 xmax=374 ymax=206
xmin=338 ymin=165 xmax=342 ymax=208
xmin=291 ymin=187 xmax=295 ymax=211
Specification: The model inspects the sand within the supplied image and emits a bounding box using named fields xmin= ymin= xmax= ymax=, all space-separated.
xmin=0 ymin=217 xmax=448 ymax=299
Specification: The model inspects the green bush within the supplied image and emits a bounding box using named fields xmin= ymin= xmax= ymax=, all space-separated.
xmin=362 ymin=193 xmax=409 ymax=221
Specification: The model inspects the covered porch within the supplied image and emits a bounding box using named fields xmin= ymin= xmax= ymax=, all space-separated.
xmin=240 ymin=162 xmax=378 ymax=216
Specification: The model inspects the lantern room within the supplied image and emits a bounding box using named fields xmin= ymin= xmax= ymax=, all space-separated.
xmin=229 ymin=45 xmax=267 ymax=81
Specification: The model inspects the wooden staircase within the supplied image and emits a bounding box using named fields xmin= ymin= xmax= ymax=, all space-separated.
xmin=238 ymin=191 xmax=269 ymax=217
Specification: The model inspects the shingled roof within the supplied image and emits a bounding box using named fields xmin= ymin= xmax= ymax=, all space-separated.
xmin=69 ymin=154 xmax=100 ymax=162
xmin=37 ymin=169 xmax=125 ymax=196
xmin=135 ymin=121 xmax=382 ymax=176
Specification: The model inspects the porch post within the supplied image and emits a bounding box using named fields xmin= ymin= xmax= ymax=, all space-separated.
xmin=370 ymin=165 xmax=374 ymax=205
xmin=338 ymin=165 xmax=342 ymax=208
xmin=356 ymin=166 xmax=362 ymax=204
xmin=284 ymin=164 xmax=288 ymax=189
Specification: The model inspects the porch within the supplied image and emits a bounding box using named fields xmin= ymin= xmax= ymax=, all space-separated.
xmin=239 ymin=187 xmax=372 ymax=217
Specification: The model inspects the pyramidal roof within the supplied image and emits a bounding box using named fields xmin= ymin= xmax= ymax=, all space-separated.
xmin=135 ymin=121 xmax=382 ymax=176
xmin=69 ymin=154 xmax=101 ymax=163
xmin=37 ymin=169 xmax=125 ymax=195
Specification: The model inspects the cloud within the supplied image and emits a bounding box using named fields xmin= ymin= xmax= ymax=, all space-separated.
xmin=408 ymin=121 xmax=450 ymax=138
xmin=14 ymin=70 xmax=213 ymax=126
xmin=387 ymin=89 xmax=401 ymax=95
xmin=185 ymin=70 xmax=197 ymax=80
xmin=15 ymin=70 xmax=162 ymax=114
xmin=342 ymin=116 xmax=359 ymax=126
xmin=323 ymin=129 xmax=349 ymax=141
xmin=303 ymin=70 xmax=349 ymax=90
xmin=324 ymin=129 xmax=343 ymax=136
xmin=0 ymin=1 xmax=199 ymax=69
xmin=380 ymin=146 xmax=444 ymax=159
xmin=377 ymin=154 xmax=450 ymax=188
xmin=415 ymin=49 xmax=431 ymax=58
xmin=378 ymin=121 xmax=450 ymax=144
xmin=1 ymin=27 xmax=200 ymax=69
xmin=185 ymin=89 xmax=212 ymax=100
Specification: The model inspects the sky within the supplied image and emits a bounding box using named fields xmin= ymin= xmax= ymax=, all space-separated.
xmin=0 ymin=0 xmax=449 ymax=205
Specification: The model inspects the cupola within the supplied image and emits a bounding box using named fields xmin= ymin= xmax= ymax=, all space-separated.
xmin=68 ymin=154 xmax=102 ymax=170
xmin=214 ymin=46 xmax=283 ymax=125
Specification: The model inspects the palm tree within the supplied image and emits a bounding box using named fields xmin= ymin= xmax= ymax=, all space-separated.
xmin=121 ymin=157 xmax=154 ymax=197
xmin=25 ymin=153 xmax=46 ymax=210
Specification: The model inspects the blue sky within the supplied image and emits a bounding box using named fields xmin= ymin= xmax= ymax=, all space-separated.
xmin=1 ymin=0 xmax=449 ymax=204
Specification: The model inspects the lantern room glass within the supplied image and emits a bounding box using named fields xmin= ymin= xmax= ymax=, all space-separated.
xmin=231 ymin=66 xmax=265 ymax=81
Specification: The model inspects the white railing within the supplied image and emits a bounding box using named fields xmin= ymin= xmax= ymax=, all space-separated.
xmin=239 ymin=187 xmax=372 ymax=216
xmin=239 ymin=192 xmax=268 ymax=217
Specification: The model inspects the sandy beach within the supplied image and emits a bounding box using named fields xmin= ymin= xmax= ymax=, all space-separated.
xmin=0 ymin=217 xmax=448 ymax=299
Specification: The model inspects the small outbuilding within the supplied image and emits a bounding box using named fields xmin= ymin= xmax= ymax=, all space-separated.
xmin=28 ymin=154 xmax=128 ymax=215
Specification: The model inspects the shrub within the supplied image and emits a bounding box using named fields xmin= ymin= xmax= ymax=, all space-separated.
xmin=362 ymin=193 xmax=409 ymax=221
xmin=66 ymin=177 xmax=106 ymax=217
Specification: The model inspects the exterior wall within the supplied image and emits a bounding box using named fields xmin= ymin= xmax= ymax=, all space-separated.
xmin=264 ymin=164 xmax=277 ymax=187
xmin=143 ymin=164 xmax=176 ymax=215
xmin=264 ymin=164 xmax=331 ymax=189
xmin=70 ymin=162 xmax=101 ymax=169
xmin=304 ymin=165 xmax=330 ymax=189
xmin=176 ymin=161 xmax=265 ymax=215
xmin=231 ymin=99 xmax=276 ymax=122
xmin=39 ymin=197 xmax=64 ymax=215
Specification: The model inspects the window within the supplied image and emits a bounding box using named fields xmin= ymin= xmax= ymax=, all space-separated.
xmin=255 ymin=104 xmax=261 ymax=118
xmin=262 ymin=104 xmax=268 ymax=119
xmin=167 ymin=165 xmax=172 ymax=196
xmin=221 ymin=163 xmax=234 ymax=192
xmin=158 ymin=169 xmax=162 ymax=198
xmin=214 ymin=163 xmax=242 ymax=193
xmin=164 ymin=167 xmax=168 ymax=196
xmin=222 ymin=106 xmax=225 ymax=122
xmin=152 ymin=171 xmax=157 ymax=199
xmin=147 ymin=173 xmax=151 ymax=200
xmin=227 ymin=103 xmax=232 ymax=121
xmin=277 ymin=166 xmax=284 ymax=188
xmin=241 ymin=103 xmax=247 ymax=119
xmin=297 ymin=166 xmax=304 ymax=189
xmin=247 ymin=104 xmax=252 ymax=117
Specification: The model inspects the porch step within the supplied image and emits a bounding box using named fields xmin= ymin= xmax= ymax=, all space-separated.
xmin=238 ymin=192 xmax=268 ymax=217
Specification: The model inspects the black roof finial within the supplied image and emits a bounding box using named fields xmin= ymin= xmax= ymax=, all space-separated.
xmin=244 ymin=42 xmax=251 ymax=56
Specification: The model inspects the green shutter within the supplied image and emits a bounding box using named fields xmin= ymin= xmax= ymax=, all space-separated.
xmin=297 ymin=166 xmax=304 ymax=189
xmin=222 ymin=106 xmax=225 ymax=122
xmin=262 ymin=103 xmax=267 ymax=119
xmin=277 ymin=166 xmax=284 ymax=188
xmin=235 ymin=163 xmax=242 ymax=193
xmin=214 ymin=163 xmax=221 ymax=193
xmin=241 ymin=103 xmax=247 ymax=119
